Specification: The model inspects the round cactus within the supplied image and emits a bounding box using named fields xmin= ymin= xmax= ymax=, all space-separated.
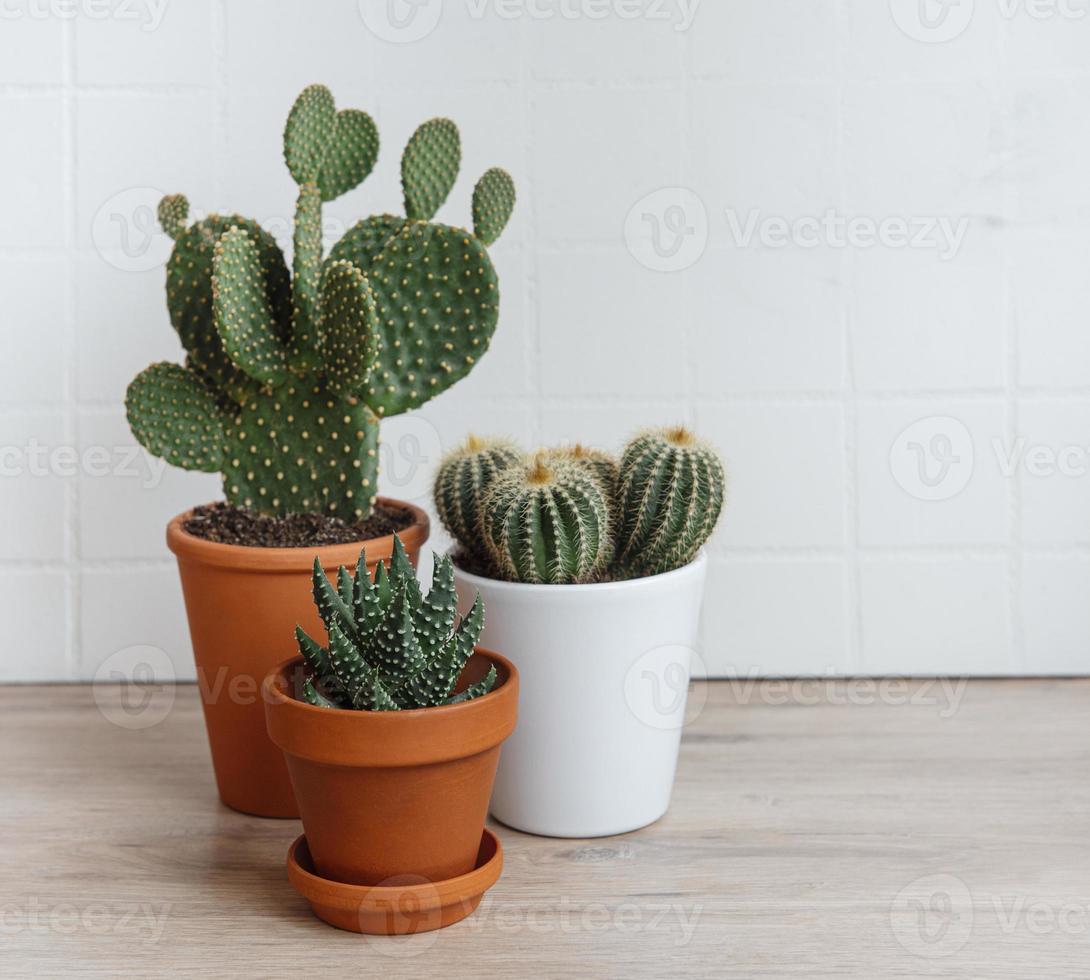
xmin=616 ymin=427 xmax=725 ymax=577
xmin=539 ymin=444 xmax=619 ymax=500
xmin=434 ymin=435 xmax=522 ymax=545
xmin=481 ymin=455 xmax=611 ymax=585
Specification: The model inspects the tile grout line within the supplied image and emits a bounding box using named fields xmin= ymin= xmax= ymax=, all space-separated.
xmin=522 ymin=16 xmax=543 ymax=446
xmin=61 ymin=16 xmax=80 ymax=680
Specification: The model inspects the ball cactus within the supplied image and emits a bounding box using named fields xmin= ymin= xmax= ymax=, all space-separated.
xmin=125 ymin=84 xmax=515 ymax=521
xmin=436 ymin=429 xmax=725 ymax=583
xmin=615 ymin=427 xmax=726 ymax=576
xmin=433 ymin=435 xmax=522 ymax=549
xmin=296 ymin=535 xmax=494 ymax=711
xmin=480 ymin=454 xmax=612 ymax=585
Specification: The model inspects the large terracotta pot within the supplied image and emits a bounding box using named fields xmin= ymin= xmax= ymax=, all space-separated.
xmin=263 ymin=649 xmax=518 ymax=886
xmin=166 ymin=499 xmax=429 ymax=818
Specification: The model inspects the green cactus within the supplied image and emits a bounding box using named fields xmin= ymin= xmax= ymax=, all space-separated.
xmin=433 ymin=435 xmax=522 ymax=550
xmin=480 ymin=454 xmax=611 ymax=585
xmin=438 ymin=430 xmax=724 ymax=583
xmin=296 ymin=536 xmax=494 ymax=711
xmin=125 ymin=84 xmax=515 ymax=521
xmin=615 ymin=427 xmax=726 ymax=576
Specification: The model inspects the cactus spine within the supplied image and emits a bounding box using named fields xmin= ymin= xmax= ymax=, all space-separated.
xmin=616 ymin=427 xmax=726 ymax=576
xmin=433 ymin=435 xmax=522 ymax=548
xmin=125 ymin=84 xmax=515 ymax=521
xmin=297 ymin=536 xmax=494 ymax=711
xmin=480 ymin=455 xmax=611 ymax=585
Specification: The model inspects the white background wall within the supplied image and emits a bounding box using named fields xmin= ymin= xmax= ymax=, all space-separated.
xmin=2 ymin=0 xmax=1089 ymax=682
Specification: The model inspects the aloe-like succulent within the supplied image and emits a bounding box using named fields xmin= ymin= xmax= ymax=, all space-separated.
xmin=437 ymin=427 xmax=725 ymax=583
xmin=125 ymin=84 xmax=515 ymax=521
xmin=296 ymin=536 xmax=494 ymax=711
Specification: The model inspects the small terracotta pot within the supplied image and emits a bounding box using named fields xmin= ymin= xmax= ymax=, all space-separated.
xmin=264 ymin=649 xmax=518 ymax=887
xmin=166 ymin=499 xmax=429 ymax=819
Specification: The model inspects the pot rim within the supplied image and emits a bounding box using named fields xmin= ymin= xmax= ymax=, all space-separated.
xmin=263 ymin=647 xmax=519 ymax=768
xmin=165 ymin=497 xmax=430 ymax=572
xmin=452 ymin=548 xmax=708 ymax=594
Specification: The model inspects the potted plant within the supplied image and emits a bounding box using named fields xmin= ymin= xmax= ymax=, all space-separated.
xmin=124 ymin=84 xmax=515 ymax=817
xmin=435 ymin=427 xmax=725 ymax=837
xmin=263 ymin=536 xmax=518 ymax=934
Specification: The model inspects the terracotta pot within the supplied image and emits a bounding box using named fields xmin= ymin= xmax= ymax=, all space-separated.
xmin=263 ymin=649 xmax=518 ymax=886
xmin=166 ymin=499 xmax=429 ymax=819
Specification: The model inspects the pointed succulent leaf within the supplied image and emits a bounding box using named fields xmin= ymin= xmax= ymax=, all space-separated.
xmin=158 ymin=194 xmax=189 ymax=241
xmin=311 ymin=557 xmax=358 ymax=641
xmin=416 ymin=553 xmax=457 ymax=652
xmin=363 ymin=221 xmax=500 ymax=416
xmin=213 ymin=227 xmax=290 ymax=387
xmin=126 ymin=363 xmax=225 ymax=472
xmin=319 ymin=108 xmax=379 ymax=202
xmin=165 ymin=215 xmax=291 ymax=401
xmin=356 ymin=673 xmax=400 ymax=712
xmin=369 ymin=588 xmax=427 ymax=687
xmin=284 ymin=84 xmax=335 ymax=186
xmin=447 ymin=664 xmax=497 ymax=705
xmin=403 ymin=592 xmax=483 ymax=706
xmin=296 ymin=624 xmax=331 ymax=677
xmin=318 ymin=260 xmax=379 ymax=393
xmin=472 ymin=168 xmax=515 ymax=246
xmin=327 ymin=619 xmax=370 ymax=704
xmin=336 ymin=565 xmax=355 ymax=610
xmin=401 ymin=118 xmax=460 ymax=221
xmin=388 ymin=535 xmax=423 ymax=610
xmin=302 ymin=676 xmax=344 ymax=708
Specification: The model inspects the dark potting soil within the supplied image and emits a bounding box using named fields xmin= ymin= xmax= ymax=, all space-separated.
xmin=182 ymin=501 xmax=415 ymax=549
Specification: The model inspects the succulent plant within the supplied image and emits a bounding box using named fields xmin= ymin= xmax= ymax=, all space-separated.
xmin=615 ymin=427 xmax=726 ymax=577
xmin=125 ymin=84 xmax=515 ymax=521
xmin=296 ymin=535 xmax=494 ymax=711
xmin=433 ymin=435 xmax=522 ymax=548
xmin=436 ymin=428 xmax=725 ymax=583
xmin=480 ymin=454 xmax=612 ymax=585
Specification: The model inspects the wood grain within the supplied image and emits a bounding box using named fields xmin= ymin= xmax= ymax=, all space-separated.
xmin=2 ymin=678 xmax=1088 ymax=978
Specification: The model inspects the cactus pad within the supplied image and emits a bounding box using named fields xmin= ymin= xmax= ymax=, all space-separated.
xmin=402 ymin=118 xmax=461 ymax=221
xmin=126 ymin=363 xmax=225 ymax=473
xmin=472 ymin=168 xmax=516 ymax=247
xmin=157 ymin=194 xmax=189 ymax=241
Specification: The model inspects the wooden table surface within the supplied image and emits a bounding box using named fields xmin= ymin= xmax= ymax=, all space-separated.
xmin=2 ymin=678 xmax=1088 ymax=978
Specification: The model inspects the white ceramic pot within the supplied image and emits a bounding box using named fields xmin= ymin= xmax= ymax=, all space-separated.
xmin=454 ymin=552 xmax=708 ymax=838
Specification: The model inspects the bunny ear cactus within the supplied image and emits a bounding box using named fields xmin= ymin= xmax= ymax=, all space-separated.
xmin=296 ymin=536 xmax=495 ymax=711
xmin=126 ymin=84 xmax=515 ymax=521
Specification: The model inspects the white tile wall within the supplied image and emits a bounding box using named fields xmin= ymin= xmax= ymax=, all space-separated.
xmin=2 ymin=1 xmax=1088 ymax=681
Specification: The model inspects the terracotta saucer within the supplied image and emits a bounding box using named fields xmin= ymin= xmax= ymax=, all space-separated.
xmin=286 ymin=830 xmax=503 ymax=935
